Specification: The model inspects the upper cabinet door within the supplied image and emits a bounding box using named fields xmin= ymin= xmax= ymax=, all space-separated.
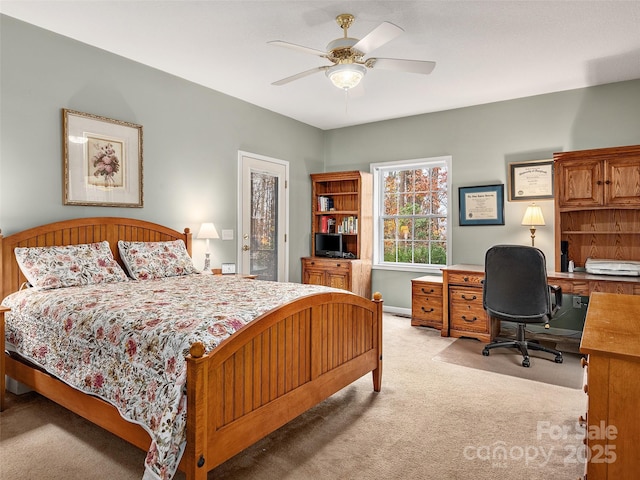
xmin=605 ymin=157 xmax=640 ymax=206
xmin=557 ymin=159 xmax=603 ymax=208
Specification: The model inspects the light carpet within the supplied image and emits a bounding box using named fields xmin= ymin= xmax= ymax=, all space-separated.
xmin=0 ymin=314 xmax=587 ymax=480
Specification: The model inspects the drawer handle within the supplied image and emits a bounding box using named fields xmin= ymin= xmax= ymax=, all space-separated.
xmin=578 ymin=415 xmax=587 ymax=426
xmin=581 ymin=357 xmax=588 ymax=368
xmin=463 ymin=276 xmax=469 ymax=282
xmin=461 ymin=315 xmax=477 ymax=322
xmin=583 ymin=384 xmax=588 ymax=394
xmin=310 ymin=262 xmax=315 ymax=265
xmin=421 ymin=307 xmax=434 ymax=313
xmin=421 ymin=287 xmax=435 ymax=294
xmin=461 ymin=294 xmax=477 ymax=300
xmin=335 ymin=263 xmax=341 ymax=267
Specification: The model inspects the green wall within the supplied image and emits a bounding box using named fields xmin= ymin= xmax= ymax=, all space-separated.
xmin=0 ymin=15 xmax=324 ymax=281
xmin=325 ymin=81 xmax=640 ymax=310
xmin=2 ymin=15 xmax=639 ymax=311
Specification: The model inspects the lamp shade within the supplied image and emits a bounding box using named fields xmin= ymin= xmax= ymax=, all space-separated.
xmin=521 ymin=204 xmax=545 ymax=226
xmin=197 ymin=222 xmax=219 ymax=239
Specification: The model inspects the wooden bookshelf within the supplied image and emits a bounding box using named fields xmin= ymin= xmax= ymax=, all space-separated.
xmin=303 ymin=171 xmax=373 ymax=298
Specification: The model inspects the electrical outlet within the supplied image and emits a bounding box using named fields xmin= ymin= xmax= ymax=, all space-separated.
xmin=572 ymin=296 xmax=582 ymax=308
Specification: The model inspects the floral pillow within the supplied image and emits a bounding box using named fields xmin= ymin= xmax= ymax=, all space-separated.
xmin=15 ymin=241 xmax=129 ymax=290
xmin=118 ymin=240 xmax=197 ymax=280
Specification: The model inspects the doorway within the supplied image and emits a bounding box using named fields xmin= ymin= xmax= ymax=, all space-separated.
xmin=238 ymin=151 xmax=289 ymax=281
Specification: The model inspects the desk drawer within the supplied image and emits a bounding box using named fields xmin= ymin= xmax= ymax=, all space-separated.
xmin=447 ymin=272 xmax=484 ymax=288
xmin=449 ymin=287 xmax=489 ymax=333
xmin=552 ymin=279 xmax=589 ymax=296
xmin=412 ymin=294 xmax=443 ymax=328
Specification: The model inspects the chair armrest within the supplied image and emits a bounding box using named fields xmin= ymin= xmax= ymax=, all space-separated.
xmin=549 ymin=284 xmax=562 ymax=314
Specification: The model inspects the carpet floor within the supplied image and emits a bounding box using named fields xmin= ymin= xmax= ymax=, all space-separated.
xmin=0 ymin=314 xmax=587 ymax=480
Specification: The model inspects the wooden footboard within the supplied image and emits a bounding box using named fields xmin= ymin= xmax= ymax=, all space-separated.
xmin=183 ymin=291 xmax=383 ymax=480
xmin=1 ymin=217 xmax=383 ymax=480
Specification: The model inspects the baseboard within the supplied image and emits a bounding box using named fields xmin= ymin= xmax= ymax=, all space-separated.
xmin=383 ymin=305 xmax=411 ymax=317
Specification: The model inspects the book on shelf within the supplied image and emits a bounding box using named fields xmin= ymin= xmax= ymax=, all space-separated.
xmin=320 ymin=216 xmax=329 ymax=233
xmin=317 ymin=196 xmax=334 ymax=212
xmin=338 ymin=216 xmax=358 ymax=234
xmin=320 ymin=216 xmax=337 ymax=233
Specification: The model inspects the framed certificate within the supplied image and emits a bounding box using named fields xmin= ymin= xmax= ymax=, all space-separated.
xmin=459 ymin=184 xmax=505 ymax=226
xmin=508 ymin=159 xmax=554 ymax=201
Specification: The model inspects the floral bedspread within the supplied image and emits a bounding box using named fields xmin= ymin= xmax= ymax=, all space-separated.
xmin=1 ymin=275 xmax=339 ymax=480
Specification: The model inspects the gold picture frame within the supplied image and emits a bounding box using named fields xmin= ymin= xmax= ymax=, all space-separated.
xmin=63 ymin=109 xmax=143 ymax=207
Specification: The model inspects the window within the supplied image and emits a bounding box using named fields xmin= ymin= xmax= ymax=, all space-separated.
xmin=371 ymin=156 xmax=451 ymax=272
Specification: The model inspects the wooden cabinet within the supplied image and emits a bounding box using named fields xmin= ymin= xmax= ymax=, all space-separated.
xmin=411 ymin=276 xmax=443 ymax=329
xmin=442 ymin=265 xmax=497 ymax=342
xmin=580 ymin=293 xmax=640 ymax=479
xmin=301 ymin=257 xmax=371 ymax=299
xmin=557 ymin=156 xmax=640 ymax=208
xmin=554 ymin=145 xmax=640 ymax=271
xmin=303 ymin=171 xmax=373 ymax=297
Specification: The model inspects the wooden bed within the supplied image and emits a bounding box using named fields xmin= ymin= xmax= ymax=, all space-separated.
xmin=0 ymin=217 xmax=383 ymax=480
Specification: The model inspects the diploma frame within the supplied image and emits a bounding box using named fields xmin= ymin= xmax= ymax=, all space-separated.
xmin=459 ymin=184 xmax=505 ymax=226
xmin=508 ymin=159 xmax=554 ymax=201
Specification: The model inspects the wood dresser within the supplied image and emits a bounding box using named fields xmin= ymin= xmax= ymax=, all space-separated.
xmin=580 ymin=292 xmax=640 ymax=479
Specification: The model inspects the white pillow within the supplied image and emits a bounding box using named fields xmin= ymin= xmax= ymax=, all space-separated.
xmin=14 ymin=241 xmax=128 ymax=290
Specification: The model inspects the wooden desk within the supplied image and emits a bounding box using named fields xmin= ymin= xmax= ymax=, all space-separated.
xmin=441 ymin=264 xmax=640 ymax=341
xmin=580 ymin=293 xmax=640 ymax=479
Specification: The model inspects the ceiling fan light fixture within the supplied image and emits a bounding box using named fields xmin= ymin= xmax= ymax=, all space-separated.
xmin=326 ymin=63 xmax=366 ymax=90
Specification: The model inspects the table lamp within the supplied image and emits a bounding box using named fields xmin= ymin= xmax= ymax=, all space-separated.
xmin=521 ymin=204 xmax=545 ymax=246
xmin=197 ymin=222 xmax=219 ymax=271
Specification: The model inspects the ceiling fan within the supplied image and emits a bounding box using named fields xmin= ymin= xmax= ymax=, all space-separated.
xmin=269 ymin=13 xmax=436 ymax=90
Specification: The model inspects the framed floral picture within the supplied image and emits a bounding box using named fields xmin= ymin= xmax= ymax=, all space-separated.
xmin=63 ymin=109 xmax=143 ymax=207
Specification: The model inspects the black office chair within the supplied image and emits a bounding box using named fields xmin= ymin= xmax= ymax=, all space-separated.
xmin=482 ymin=245 xmax=564 ymax=367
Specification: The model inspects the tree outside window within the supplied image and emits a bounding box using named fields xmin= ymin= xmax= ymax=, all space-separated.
xmin=372 ymin=157 xmax=451 ymax=270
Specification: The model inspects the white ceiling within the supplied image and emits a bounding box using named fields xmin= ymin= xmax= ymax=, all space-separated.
xmin=2 ymin=1 xmax=640 ymax=130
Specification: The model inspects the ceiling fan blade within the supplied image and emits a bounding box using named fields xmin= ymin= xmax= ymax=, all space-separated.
xmin=367 ymin=58 xmax=436 ymax=75
xmin=268 ymin=40 xmax=328 ymax=58
xmin=272 ymin=66 xmax=329 ymax=86
xmin=352 ymin=21 xmax=404 ymax=54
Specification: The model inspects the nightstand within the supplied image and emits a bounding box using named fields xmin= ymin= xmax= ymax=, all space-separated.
xmin=211 ymin=269 xmax=257 ymax=279
xmin=1 ymin=306 xmax=9 ymax=411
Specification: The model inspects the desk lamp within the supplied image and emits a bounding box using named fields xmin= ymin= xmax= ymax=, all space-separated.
xmin=197 ymin=222 xmax=219 ymax=271
xmin=521 ymin=204 xmax=545 ymax=246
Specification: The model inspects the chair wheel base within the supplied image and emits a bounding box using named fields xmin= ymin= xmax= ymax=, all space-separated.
xmin=522 ymin=357 xmax=530 ymax=368
xmin=555 ymin=355 xmax=563 ymax=364
xmin=482 ymin=348 xmax=490 ymax=356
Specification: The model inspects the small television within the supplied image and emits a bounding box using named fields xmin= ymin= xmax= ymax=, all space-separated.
xmin=315 ymin=233 xmax=344 ymax=258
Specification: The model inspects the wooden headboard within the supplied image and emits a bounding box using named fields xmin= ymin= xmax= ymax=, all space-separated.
xmin=0 ymin=217 xmax=192 ymax=300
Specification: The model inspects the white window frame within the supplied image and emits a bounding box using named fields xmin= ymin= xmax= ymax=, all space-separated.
xmin=371 ymin=156 xmax=452 ymax=273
